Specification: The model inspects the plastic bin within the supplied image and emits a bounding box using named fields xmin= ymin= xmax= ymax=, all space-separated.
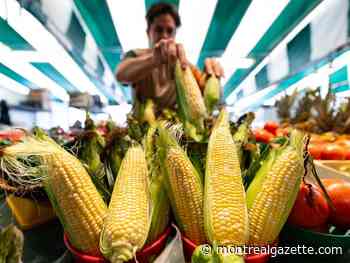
xmin=64 ymin=226 xmax=172 ymax=263
xmin=6 ymin=194 xmax=56 ymax=230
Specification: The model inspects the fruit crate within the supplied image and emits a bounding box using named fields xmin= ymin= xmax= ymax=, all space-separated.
xmin=314 ymin=160 xmax=350 ymax=182
xmin=6 ymin=194 xmax=56 ymax=230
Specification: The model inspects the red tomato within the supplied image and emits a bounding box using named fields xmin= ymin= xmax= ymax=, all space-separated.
xmin=323 ymin=179 xmax=350 ymax=229
xmin=322 ymin=178 xmax=344 ymax=187
xmin=308 ymin=143 xmax=325 ymax=160
xmin=264 ymin=121 xmax=279 ymax=135
xmin=288 ymin=183 xmax=330 ymax=228
xmin=335 ymin=139 xmax=350 ymax=148
xmin=0 ymin=130 xmax=25 ymax=142
xmin=254 ymin=128 xmax=274 ymax=143
xmin=321 ymin=144 xmax=346 ymax=160
xmin=345 ymin=150 xmax=350 ymax=160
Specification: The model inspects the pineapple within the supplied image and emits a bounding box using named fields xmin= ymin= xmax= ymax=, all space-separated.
xmin=275 ymin=90 xmax=298 ymax=124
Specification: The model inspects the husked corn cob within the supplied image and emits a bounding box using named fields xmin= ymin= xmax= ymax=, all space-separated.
xmin=157 ymin=126 xmax=206 ymax=244
xmin=246 ymin=130 xmax=305 ymax=246
xmin=45 ymin=151 xmax=107 ymax=255
xmin=175 ymin=60 xmax=207 ymax=137
xmin=1 ymin=136 xmax=108 ymax=255
xmin=204 ymin=108 xmax=249 ymax=246
xmin=100 ymin=145 xmax=151 ymax=262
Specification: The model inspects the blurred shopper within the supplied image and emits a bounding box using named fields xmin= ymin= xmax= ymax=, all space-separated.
xmin=0 ymin=100 xmax=11 ymax=125
xmin=116 ymin=2 xmax=224 ymax=112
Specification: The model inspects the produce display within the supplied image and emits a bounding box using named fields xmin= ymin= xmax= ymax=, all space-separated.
xmin=0 ymin=224 xmax=24 ymax=262
xmin=1 ymin=60 xmax=347 ymax=263
xmin=270 ymin=88 xmax=350 ymax=160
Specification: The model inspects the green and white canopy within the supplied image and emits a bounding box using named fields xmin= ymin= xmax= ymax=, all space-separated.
xmin=0 ymin=0 xmax=349 ymax=108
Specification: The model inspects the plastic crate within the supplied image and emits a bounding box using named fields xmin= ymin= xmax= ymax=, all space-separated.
xmin=6 ymin=194 xmax=56 ymax=230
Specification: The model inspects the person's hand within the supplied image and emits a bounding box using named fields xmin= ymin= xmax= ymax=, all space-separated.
xmin=204 ymin=58 xmax=224 ymax=78
xmin=153 ymin=39 xmax=188 ymax=69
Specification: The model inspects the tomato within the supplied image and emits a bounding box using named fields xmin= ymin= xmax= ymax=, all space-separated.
xmin=335 ymin=139 xmax=350 ymax=148
xmin=0 ymin=130 xmax=25 ymax=142
xmin=322 ymin=179 xmax=350 ymax=229
xmin=254 ymin=128 xmax=274 ymax=143
xmin=264 ymin=121 xmax=279 ymax=135
xmin=322 ymin=178 xmax=344 ymax=187
xmin=311 ymin=134 xmax=328 ymax=144
xmin=288 ymin=183 xmax=330 ymax=228
xmin=308 ymin=143 xmax=325 ymax=160
xmin=321 ymin=144 xmax=346 ymax=160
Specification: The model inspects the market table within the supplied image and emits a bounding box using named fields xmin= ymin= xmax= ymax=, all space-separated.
xmin=1 ymin=199 xmax=349 ymax=263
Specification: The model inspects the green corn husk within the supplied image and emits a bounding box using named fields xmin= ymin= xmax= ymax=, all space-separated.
xmin=232 ymin=112 xmax=255 ymax=169
xmin=246 ymin=129 xmax=305 ymax=245
xmin=104 ymin=127 xmax=129 ymax=181
xmin=133 ymin=98 xmax=156 ymax=127
xmin=187 ymin=141 xmax=207 ymax=182
xmin=78 ymin=113 xmax=106 ymax=179
xmin=0 ymin=225 xmax=24 ymax=263
xmin=175 ymin=60 xmax=207 ymax=142
xmin=143 ymin=99 xmax=156 ymax=126
xmin=144 ymin=126 xmax=170 ymax=244
xmin=106 ymin=115 xmax=116 ymax=134
xmin=157 ymin=125 xmax=206 ymax=244
xmin=204 ymin=75 xmax=220 ymax=114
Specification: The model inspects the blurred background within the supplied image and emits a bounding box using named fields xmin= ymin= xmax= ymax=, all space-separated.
xmin=0 ymin=0 xmax=349 ymax=130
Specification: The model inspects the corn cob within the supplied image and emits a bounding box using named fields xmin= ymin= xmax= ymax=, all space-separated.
xmin=204 ymin=75 xmax=220 ymax=114
xmin=78 ymin=113 xmax=106 ymax=178
xmin=143 ymin=99 xmax=156 ymax=126
xmin=1 ymin=137 xmax=108 ymax=255
xmin=246 ymin=130 xmax=305 ymax=246
xmin=204 ymin=108 xmax=249 ymax=246
xmin=144 ymin=126 xmax=170 ymax=244
xmin=45 ymin=151 xmax=107 ymax=255
xmin=100 ymin=145 xmax=151 ymax=262
xmin=175 ymin=60 xmax=207 ymax=141
xmin=157 ymin=126 xmax=206 ymax=244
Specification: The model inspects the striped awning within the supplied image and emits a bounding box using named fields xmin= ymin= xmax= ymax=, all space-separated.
xmin=0 ymin=0 xmax=349 ymax=108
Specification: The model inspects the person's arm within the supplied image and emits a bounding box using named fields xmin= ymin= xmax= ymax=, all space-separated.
xmin=116 ymin=40 xmax=189 ymax=85
xmin=116 ymin=50 xmax=158 ymax=84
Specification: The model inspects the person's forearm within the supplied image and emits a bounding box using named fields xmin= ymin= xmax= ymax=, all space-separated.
xmin=116 ymin=53 xmax=157 ymax=84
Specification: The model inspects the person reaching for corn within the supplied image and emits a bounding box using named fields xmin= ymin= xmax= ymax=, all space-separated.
xmin=116 ymin=2 xmax=224 ymax=115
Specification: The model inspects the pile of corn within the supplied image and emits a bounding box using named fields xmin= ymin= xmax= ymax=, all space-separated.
xmin=0 ymin=64 xmax=307 ymax=263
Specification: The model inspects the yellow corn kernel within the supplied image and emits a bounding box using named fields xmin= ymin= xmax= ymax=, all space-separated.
xmin=246 ymin=130 xmax=305 ymax=246
xmin=158 ymin=127 xmax=206 ymax=245
xmin=46 ymin=151 xmax=108 ymax=256
xmin=247 ymin=146 xmax=304 ymax=246
xmin=204 ymin=108 xmax=249 ymax=246
xmin=100 ymin=145 xmax=151 ymax=262
xmin=175 ymin=60 xmax=207 ymax=124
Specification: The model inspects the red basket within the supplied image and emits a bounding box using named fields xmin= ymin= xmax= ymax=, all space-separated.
xmin=64 ymin=226 xmax=172 ymax=263
xmin=181 ymin=236 xmax=272 ymax=263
